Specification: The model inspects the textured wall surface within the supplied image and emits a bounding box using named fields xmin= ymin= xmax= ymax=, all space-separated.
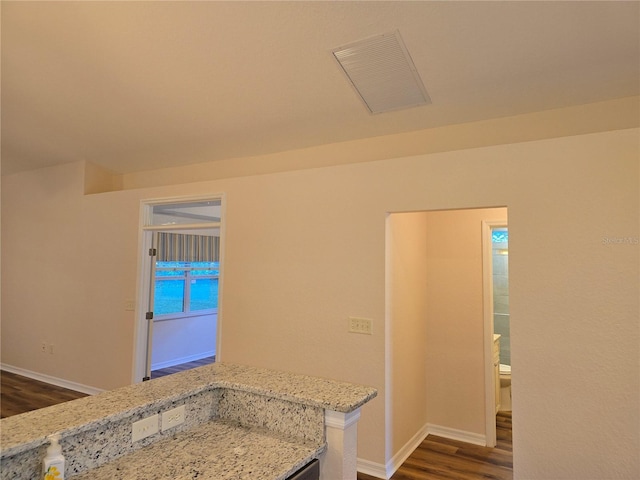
xmin=2 ymin=124 xmax=638 ymax=477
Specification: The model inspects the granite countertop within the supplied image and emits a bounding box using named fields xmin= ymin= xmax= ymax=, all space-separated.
xmin=70 ymin=420 xmax=324 ymax=480
xmin=1 ymin=363 xmax=377 ymax=458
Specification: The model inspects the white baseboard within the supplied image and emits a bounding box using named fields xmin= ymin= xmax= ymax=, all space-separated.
xmin=357 ymin=457 xmax=389 ymax=479
xmin=151 ymin=350 xmax=215 ymax=371
xmin=1 ymin=364 xmax=103 ymax=396
xmin=357 ymin=422 xmax=429 ymax=480
xmin=356 ymin=422 xmax=486 ymax=479
xmin=426 ymin=423 xmax=486 ymax=446
xmin=387 ymin=422 xmax=430 ymax=477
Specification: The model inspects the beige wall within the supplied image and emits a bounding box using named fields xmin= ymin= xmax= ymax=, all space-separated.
xmin=386 ymin=212 xmax=429 ymax=461
xmin=2 ymin=124 xmax=638 ymax=478
xmin=1 ymin=162 xmax=141 ymax=388
xmin=424 ymin=208 xmax=507 ymax=436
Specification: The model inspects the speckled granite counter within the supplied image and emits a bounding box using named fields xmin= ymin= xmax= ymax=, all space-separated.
xmin=73 ymin=421 xmax=321 ymax=480
xmin=0 ymin=363 xmax=377 ymax=480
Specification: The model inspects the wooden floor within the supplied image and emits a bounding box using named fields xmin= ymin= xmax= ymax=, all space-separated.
xmin=150 ymin=356 xmax=216 ymax=379
xmin=0 ymin=370 xmax=88 ymax=418
xmin=0 ymin=357 xmax=216 ymax=418
xmin=2 ymin=365 xmax=512 ymax=480
xmin=358 ymin=411 xmax=512 ymax=480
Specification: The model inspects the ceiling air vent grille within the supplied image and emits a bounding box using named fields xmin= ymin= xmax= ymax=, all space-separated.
xmin=332 ymin=30 xmax=431 ymax=114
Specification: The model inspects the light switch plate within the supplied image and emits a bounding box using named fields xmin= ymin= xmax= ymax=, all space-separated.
xmin=348 ymin=317 xmax=373 ymax=335
xmin=132 ymin=414 xmax=159 ymax=442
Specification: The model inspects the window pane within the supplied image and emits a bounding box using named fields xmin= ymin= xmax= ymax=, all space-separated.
xmin=191 ymin=262 xmax=218 ymax=268
xmin=191 ymin=270 xmax=219 ymax=276
xmin=156 ymin=269 xmax=185 ymax=277
xmin=189 ymin=278 xmax=218 ymax=311
xmin=157 ymin=261 xmax=190 ymax=268
xmin=191 ymin=261 xmax=219 ymax=275
xmin=156 ymin=261 xmax=187 ymax=277
xmin=491 ymin=229 xmax=508 ymax=244
xmin=154 ymin=279 xmax=185 ymax=315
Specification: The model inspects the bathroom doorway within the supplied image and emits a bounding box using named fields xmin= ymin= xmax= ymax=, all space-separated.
xmin=491 ymin=227 xmax=510 ymax=380
xmin=482 ymin=220 xmax=510 ymax=447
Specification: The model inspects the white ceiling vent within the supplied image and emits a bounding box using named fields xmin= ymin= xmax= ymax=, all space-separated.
xmin=332 ymin=30 xmax=431 ymax=114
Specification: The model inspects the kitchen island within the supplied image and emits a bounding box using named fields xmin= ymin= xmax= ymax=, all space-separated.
xmin=0 ymin=363 xmax=377 ymax=480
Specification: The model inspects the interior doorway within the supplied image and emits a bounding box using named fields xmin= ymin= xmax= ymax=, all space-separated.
xmin=133 ymin=195 xmax=224 ymax=383
xmin=147 ymin=229 xmax=219 ymax=379
xmin=386 ymin=206 xmax=508 ymax=464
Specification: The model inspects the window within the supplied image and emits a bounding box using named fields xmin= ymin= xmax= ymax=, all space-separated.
xmin=154 ymin=261 xmax=219 ymax=317
xmin=152 ymin=230 xmax=220 ymax=318
xmin=491 ymin=229 xmax=508 ymax=244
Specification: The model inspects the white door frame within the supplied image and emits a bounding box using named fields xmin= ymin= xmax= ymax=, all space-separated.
xmin=131 ymin=194 xmax=226 ymax=384
xmin=482 ymin=220 xmax=507 ymax=447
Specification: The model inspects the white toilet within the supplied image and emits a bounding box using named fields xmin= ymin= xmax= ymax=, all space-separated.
xmin=499 ymin=363 xmax=512 ymax=412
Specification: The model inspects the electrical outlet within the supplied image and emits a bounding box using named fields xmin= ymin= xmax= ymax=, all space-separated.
xmin=348 ymin=317 xmax=373 ymax=335
xmin=124 ymin=300 xmax=135 ymax=311
xmin=41 ymin=342 xmax=47 ymax=353
xmin=132 ymin=414 xmax=159 ymax=442
xmin=161 ymin=405 xmax=185 ymax=432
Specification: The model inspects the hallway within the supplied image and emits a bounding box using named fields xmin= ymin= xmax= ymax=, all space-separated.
xmin=358 ymin=412 xmax=512 ymax=480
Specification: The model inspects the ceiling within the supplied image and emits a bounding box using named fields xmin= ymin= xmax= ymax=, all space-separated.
xmin=2 ymin=1 xmax=639 ymax=176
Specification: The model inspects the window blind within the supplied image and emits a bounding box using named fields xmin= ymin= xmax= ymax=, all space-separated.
xmin=156 ymin=232 xmax=220 ymax=262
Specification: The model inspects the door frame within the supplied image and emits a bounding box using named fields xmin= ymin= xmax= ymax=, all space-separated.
xmin=482 ymin=219 xmax=507 ymax=447
xmin=131 ymin=194 xmax=226 ymax=383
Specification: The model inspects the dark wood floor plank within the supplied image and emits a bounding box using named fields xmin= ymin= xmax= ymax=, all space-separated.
xmin=150 ymin=356 xmax=215 ymax=379
xmin=401 ymin=449 xmax=511 ymax=480
xmin=0 ymin=370 xmax=88 ymax=418
xmin=423 ymin=439 xmax=511 ymax=469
